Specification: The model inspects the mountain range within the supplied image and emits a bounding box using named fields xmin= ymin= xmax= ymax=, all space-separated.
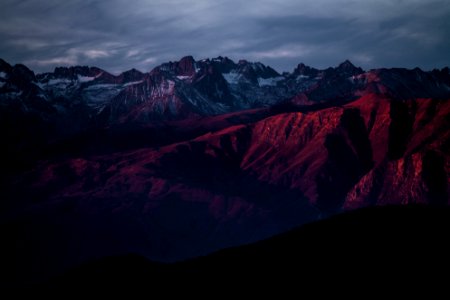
xmin=0 ymin=56 xmax=449 ymax=286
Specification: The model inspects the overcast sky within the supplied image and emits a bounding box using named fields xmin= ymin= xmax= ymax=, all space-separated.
xmin=1 ymin=0 xmax=449 ymax=74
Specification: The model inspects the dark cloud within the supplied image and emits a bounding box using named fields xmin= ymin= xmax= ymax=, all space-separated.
xmin=1 ymin=0 xmax=449 ymax=73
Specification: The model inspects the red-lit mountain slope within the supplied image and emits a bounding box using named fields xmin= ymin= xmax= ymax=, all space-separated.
xmin=4 ymin=94 xmax=448 ymax=272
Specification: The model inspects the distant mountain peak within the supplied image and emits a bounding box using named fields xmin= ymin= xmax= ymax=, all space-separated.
xmin=12 ymin=64 xmax=36 ymax=82
xmin=151 ymin=55 xmax=197 ymax=77
xmin=180 ymin=55 xmax=195 ymax=61
xmin=120 ymin=68 xmax=144 ymax=82
xmin=0 ymin=58 xmax=12 ymax=72
xmin=212 ymin=56 xmax=225 ymax=61
xmin=126 ymin=68 xmax=139 ymax=73
xmin=336 ymin=59 xmax=364 ymax=75
xmin=339 ymin=59 xmax=355 ymax=67
xmin=51 ymin=65 xmax=105 ymax=79
xmin=177 ymin=55 xmax=196 ymax=76
xmin=293 ymin=62 xmax=318 ymax=77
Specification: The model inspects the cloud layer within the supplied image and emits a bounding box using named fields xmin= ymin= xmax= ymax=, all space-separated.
xmin=1 ymin=0 xmax=449 ymax=73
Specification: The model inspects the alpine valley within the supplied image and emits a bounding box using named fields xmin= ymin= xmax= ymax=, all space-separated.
xmin=0 ymin=56 xmax=449 ymax=286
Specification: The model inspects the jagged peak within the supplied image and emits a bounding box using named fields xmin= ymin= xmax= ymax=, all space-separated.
xmin=123 ymin=68 xmax=143 ymax=75
xmin=211 ymin=56 xmax=235 ymax=64
xmin=177 ymin=56 xmax=196 ymax=76
xmin=336 ymin=59 xmax=364 ymax=75
xmin=338 ymin=59 xmax=355 ymax=68
xmin=295 ymin=62 xmax=315 ymax=71
xmin=179 ymin=55 xmax=196 ymax=64
xmin=0 ymin=58 xmax=12 ymax=71
xmin=233 ymin=60 xmax=280 ymax=79
xmin=293 ymin=62 xmax=318 ymax=77
xmin=119 ymin=68 xmax=145 ymax=83
xmin=12 ymin=63 xmax=36 ymax=78
xmin=151 ymin=55 xmax=197 ymax=76
xmin=53 ymin=65 xmax=105 ymax=76
xmin=212 ymin=56 xmax=225 ymax=61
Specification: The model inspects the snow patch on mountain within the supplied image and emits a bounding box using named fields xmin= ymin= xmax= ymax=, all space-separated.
xmin=258 ymin=76 xmax=284 ymax=87
xmin=223 ymin=72 xmax=240 ymax=84
xmin=49 ymin=79 xmax=72 ymax=85
xmin=296 ymin=75 xmax=310 ymax=80
xmin=253 ymin=62 xmax=265 ymax=72
xmin=84 ymin=85 xmax=123 ymax=110
xmin=123 ymin=80 xmax=144 ymax=86
xmin=78 ymin=75 xmax=96 ymax=83
xmin=0 ymin=72 xmax=7 ymax=79
xmin=36 ymin=78 xmax=73 ymax=90
xmin=0 ymin=91 xmax=23 ymax=100
xmin=85 ymin=84 xmax=118 ymax=90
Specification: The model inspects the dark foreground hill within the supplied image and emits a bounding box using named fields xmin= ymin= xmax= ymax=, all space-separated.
xmin=27 ymin=205 xmax=450 ymax=291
